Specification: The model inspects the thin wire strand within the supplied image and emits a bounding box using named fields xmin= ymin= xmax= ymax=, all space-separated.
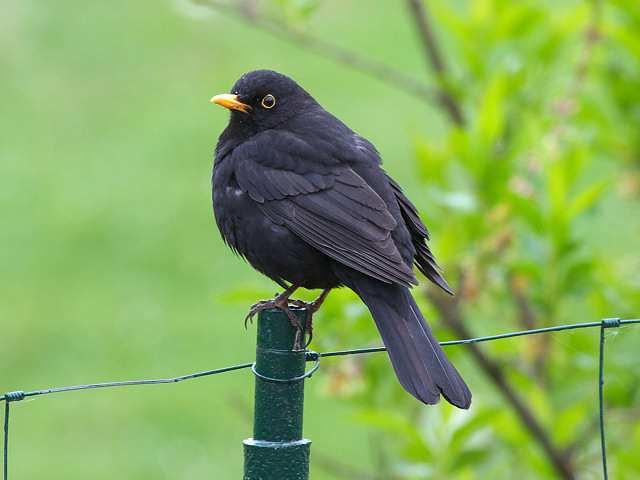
xmin=318 ymin=319 xmax=639 ymax=358
xmin=599 ymin=324 xmax=609 ymax=480
xmin=3 ymin=403 xmax=7 ymax=480
xmin=1 ymin=317 xmax=639 ymax=480
xmin=0 ymin=362 xmax=253 ymax=480
xmin=0 ymin=363 xmax=253 ymax=404
xmin=2 ymin=320 xmax=638 ymax=403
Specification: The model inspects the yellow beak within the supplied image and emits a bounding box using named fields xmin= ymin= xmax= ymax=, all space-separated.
xmin=210 ymin=93 xmax=251 ymax=113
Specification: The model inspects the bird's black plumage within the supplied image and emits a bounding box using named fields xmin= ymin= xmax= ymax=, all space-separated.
xmin=211 ymin=70 xmax=471 ymax=408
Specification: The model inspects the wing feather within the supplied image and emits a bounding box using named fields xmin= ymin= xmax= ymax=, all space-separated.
xmin=231 ymin=136 xmax=416 ymax=286
xmin=386 ymin=172 xmax=453 ymax=294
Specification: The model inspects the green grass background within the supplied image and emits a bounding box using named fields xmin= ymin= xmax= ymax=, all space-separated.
xmin=0 ymin=1 xmax=446 ymax=477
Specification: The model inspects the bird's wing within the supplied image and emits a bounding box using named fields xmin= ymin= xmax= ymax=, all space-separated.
xmin=231 ymin=133 xmax=417 ymax=287
xmin=385 ymin=173 xmax=453 ymax=294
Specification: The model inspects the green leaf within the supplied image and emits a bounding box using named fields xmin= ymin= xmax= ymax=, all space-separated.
xmin=414 ymin=137 xmax=447 ymax=184
xmin=547 ymin=160 xmax=567 ymax=213
xmin=566 ymin=180 xmax=608 ymax=218
xmin=476 ymin=74 xmax=508 ymax=147
xmin=508 ymin=192 xmax=545 ymax=233
xmin=555 ymin=402 xmax=588 ymax=445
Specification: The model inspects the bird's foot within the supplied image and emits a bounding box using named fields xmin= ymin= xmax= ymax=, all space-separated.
xmin=290 ymin=288 xmax=331 ymax=348
xmin=245 ymin=298 xmax=277 ymax=328
xmin=288 ymin=299 xmax=320 ymax=348
xmin=245 ymin=290 xmax=305 ymax=350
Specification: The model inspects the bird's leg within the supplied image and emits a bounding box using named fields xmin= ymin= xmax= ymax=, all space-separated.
xmin=245 ymin=284 xmax=306 ymax=349
xmin=291 ymin=288 xmax=332 ymax=347
xmin=245 ymin=284 xmax=300 ymax=327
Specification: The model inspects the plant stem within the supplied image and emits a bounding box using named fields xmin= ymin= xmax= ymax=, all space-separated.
xmin=404 ymin=0 xmax=465 ymax=126
xmin=427 ymin=289 xmax=576 ymax=479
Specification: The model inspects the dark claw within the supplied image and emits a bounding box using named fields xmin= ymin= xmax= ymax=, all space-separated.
xmin=244 ymin=297 xmax=306 ymax=350
xmin=244 ymin=287 xmax=328 ymax=350
xmin=245 ymin=299 xmax=276 ymax=328
xmin=304 ymin=326 xmax=313 ymax=348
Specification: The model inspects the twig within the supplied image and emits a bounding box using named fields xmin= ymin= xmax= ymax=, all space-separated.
xmin=194 ymin=0 xmax=438 ymax=105
xmin=565 ymin=382 xmax=640 ymax=458
xmin=415 ymin=2 xmax=604 ymax=474
xmin=404 ymin=0 xmax=465 ymax=126
xmin=427 ymin=288 xmax=576 ymax=480
xmin=537 ymin=0 xmax=603 ymax=162
xmin=369 ymin=433 xmax=393 ymax=478
xmin=508 ymin=276 xmax=537 ymax=331
xmin=508 ymin=275 xmax=550 ymax=382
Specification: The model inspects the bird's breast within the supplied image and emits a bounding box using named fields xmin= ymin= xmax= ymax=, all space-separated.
xmin=212 ymin=161 xmax=339 ymax=289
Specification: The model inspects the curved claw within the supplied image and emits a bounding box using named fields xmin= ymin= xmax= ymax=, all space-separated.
xmin=304 ymin=327 xmax=313 ymax=348
xmin=243 ymin=287 xmax=330 ymax=350
xmin=243 ymin=297 xmax=306 ymax=350
xmin=244 ymin=299 xmax=276 ymax=328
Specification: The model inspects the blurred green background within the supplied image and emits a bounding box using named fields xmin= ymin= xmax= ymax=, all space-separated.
xmin=1 ymin=0 xmax=639 ymax=478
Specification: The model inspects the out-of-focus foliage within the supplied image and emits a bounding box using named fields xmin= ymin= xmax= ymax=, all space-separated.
xmin=286 ymin=0 xmax=640 ymax=478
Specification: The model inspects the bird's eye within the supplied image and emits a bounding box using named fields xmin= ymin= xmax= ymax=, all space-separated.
xmin=261 ymin=94 xmax=276 ymax=109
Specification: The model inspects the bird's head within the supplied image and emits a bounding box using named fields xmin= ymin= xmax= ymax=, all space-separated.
xmin=210 ymin=70 xmax=315 ymax=130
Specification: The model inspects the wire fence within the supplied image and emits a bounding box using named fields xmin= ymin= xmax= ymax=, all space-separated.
xmin=2 ymin=317 xmax=639 ymax=479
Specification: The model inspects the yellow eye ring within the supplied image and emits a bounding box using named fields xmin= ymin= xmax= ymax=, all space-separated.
xmin=261 ymin=94 xmax=276 ymax=109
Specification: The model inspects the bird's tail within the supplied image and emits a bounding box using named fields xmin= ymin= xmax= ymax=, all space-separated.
xmin=337 ymin=270 xmax=471 ymax=409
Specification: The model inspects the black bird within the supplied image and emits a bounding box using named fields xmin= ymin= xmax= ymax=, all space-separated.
xmin=210 ymin=70 xmax=471 ymax=409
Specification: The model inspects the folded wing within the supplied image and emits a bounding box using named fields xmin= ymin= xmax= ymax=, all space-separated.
xmin=232 ymin=132 xmax=417 ymax=287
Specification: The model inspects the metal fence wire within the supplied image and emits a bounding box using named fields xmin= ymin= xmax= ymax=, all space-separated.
xmin=2 ymin=316 xmax=639 ymax=479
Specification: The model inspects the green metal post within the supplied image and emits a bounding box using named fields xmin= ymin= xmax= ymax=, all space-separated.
xmin=243 ymin=307 xmax=311 ymax=480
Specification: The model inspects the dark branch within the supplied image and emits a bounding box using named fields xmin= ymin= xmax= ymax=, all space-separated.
xmin=508 ymin=276 xmax=537 ymax=331
xmin=195 ymin=0 xmax=438 ymax=105
xmin=508 ymin=275 xmax=550 ymax=381
xmin=405 ymin=0 xmax=465 ymax=126
xmin=427 ymin=288 xmax=576 ymax=480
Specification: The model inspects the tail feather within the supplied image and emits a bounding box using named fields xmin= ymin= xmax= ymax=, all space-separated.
xmin=337 ymin=269 xmax=471 ymax=409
